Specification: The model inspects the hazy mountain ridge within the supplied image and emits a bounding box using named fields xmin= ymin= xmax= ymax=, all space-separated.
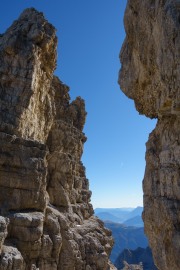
xmin=94 ymin=207 xmax=143 ymax=224
xmin=104 ymin=221 xmax=148 ymax=263
xmin=115 ymin=246 xmax=158 ymax=270
xmin=96 ymin=207 xmax=158 ymax=269
xmin=123 ymin=216 xmax=144 ymax=227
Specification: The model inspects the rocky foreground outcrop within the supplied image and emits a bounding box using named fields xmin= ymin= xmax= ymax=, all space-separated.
xmin=119 ymin=1 xmax=180 ymax=270
xmin=0 ymin=8 xmax=113 ymax=270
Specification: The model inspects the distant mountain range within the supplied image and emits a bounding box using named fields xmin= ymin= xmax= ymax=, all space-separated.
xmin=123 ymin=216 xmax=144 ymax=227
xmin=94 ymin=206 xmax=143 ymax=227
xmin=115 ymin=246 xmax=158 ymax=270
xmin=95 ymin=207 xmax=134 ymax=214
xmin=94 ymin=207 xmax=157 ymax=269
xmin=104 ymin=221 xmax=148 ymax=263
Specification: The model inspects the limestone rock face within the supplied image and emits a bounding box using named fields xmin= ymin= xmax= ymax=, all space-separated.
xmin=0 ymin=8 xmax=57 ymax=143
xmin=0 ymin=8 xmax=113 ymax=270
xmin=0 ymin=217 xmax=8 ymax=253
xmin=119 ymin=1 xmax=180 ymax=270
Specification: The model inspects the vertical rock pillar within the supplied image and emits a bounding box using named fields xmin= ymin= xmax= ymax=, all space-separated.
xmin=119 ymin=1 xmax=180 ymax=269
xmin=0 ymin=8 xmax=113 ymax=270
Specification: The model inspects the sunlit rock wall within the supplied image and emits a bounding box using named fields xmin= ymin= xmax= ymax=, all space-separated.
xmin=0 ymin=8 xmax=113 ymax=270
xmin=119 ymin=1 xmax=180 ymax=270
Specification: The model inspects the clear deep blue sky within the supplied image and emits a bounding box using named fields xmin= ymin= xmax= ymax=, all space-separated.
xmin=1 ymin=1 xmax=156 ymax=208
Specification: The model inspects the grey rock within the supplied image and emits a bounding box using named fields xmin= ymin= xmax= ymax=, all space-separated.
xmin=0 ymin=8 xmax=113 ymax=270
xmin=119 ymin=1 xmax=180 ymax=270
xmin=0 ymin=217 xmax=8 ymax=254
xmin=0 ymin=245 xmax=24 ymax=270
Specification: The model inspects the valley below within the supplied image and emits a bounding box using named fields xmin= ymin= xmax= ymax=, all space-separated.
xmin=95 ymin=207 xmax=157 ymax=270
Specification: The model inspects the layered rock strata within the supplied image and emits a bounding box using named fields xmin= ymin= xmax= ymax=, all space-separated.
xmin=119 ymin=1 xmax=180 ymax=270
xmin=0 ymin=8 xmax=113 ymax=270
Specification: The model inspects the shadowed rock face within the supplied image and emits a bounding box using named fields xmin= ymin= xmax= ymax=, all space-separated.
xmin=119 ymin=1 xmax=180 ymax=270
xmin=0 ymin=8 xmax=113 ymax=270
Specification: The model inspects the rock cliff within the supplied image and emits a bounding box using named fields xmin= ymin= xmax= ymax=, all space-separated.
xmin=0 ymin=8 xmax=113 ymax=270
xmin=119 ymin=1 xmax=180 ymax=270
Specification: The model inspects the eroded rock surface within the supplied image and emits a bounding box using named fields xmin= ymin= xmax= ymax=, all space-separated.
xmin=119 ymin=1 xmax=180 ymax=270
xmin=0 ymin=8 xmax=113 ymax=270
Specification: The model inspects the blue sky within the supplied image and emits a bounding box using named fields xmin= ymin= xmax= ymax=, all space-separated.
xmin=0 ymin=1 xmax=156 ymax=208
